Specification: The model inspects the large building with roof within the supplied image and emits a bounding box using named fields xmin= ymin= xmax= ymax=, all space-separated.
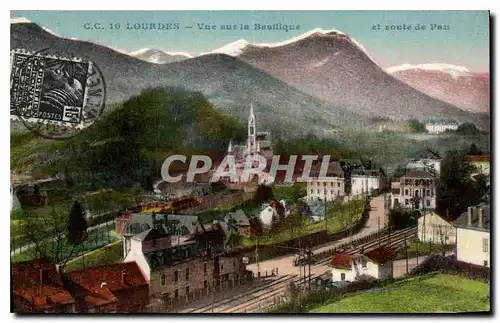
xmin=306 ymin=161 xmax=345 ymax=202
xmin=423 ymin=118 xmax=459 ymax=134
xmin=390 ymin=167 xmax=437 ymax=211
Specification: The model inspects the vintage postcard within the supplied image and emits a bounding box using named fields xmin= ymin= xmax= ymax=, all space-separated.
xmin=10 ymin=10 xmax=490 ymax=314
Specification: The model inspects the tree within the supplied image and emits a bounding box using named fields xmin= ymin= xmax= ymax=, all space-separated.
xmin=249 ymin=217 xmax=264 ymax=237
xmin=436 ymin=150 xmax=486 ymax=220
xmin=456 ymin=122 xmax=480 ymax=135
xmin=252 ymin=184 xmax=274 ymax=203
xmin=408 ymin=119 xmax=425 ymax=133
xmin=466 ymin=143 xmax=483 ymax=156
xmin=67 ymin=200 xmax=88 ymax=245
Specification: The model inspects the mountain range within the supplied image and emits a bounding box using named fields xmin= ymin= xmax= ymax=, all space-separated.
xmin=10 ymin=19 xmax=489 ymax=134
xmin=387 ymin=64 xmax=490 ymax=114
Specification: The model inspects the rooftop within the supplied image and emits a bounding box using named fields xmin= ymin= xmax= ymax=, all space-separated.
xmin=12 ymin=258 xmax=75 ymax=310
xmin=330 ymin=252 xmax=352 ymax=269
xmin=454 ymin=203 xmax=490 ymax=232
xmin=362 ymin=246 xmax=397 ymax=264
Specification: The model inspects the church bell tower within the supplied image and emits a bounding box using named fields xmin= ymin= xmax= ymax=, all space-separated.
xmin=247 ymin=103 xmax=257 ymax=156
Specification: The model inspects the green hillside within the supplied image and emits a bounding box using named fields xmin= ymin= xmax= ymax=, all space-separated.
xmin=11 ymin=87 xmax=246 ymax=190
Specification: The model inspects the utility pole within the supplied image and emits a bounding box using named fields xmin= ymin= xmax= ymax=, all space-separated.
xmin=404 ymin=232 xmax=409 ymax=275
xmin=255 ymin=235 xmax=260 ymax=278
xmin=324 ymin=191 xmax=328 ymax=233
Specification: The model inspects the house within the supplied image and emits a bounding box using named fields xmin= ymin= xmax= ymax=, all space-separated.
xmin=12 ymin=259 xmax=76 ymax=313
xmin=453 ymin=204 xmax=490 ymax=268
xmin=306 ymin=161 xmax=345 ymax=202
xmin=123 ymin=224 xmax=245 ymax=305
xmin=330 ymin=246 xmax=396 ymax=282
xmin=464 ymin=154 xmax=490 ymax=177
xmin=390 ymin=168 xmax=436 ymax=210
xmin=259 ymin=203 xmax=280 ymax=227
xmin=417 ymin=212 xmax=456 ymax=245
xmin=65 ymin=262 xmax=149 ymax=313
xmin=350 ymin=169 xmax=381 ymax=197
xmin=423 ymin=119 xmax=459 ymax=134
xmin=117 ymin=211 xmax=199 ymax=237
xmin=224 ymin=209 xmax=251 ymax=235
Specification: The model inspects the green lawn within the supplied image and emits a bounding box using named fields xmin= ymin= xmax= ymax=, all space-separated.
xmin=11 ymin=225 xmax=119 ymax=263
xmin=396 ymin=241 xmax=455 ymax=260
xmin=241 ymin=199 xmax=364 ymax=247
xmin=64 ymin=241 xmax=123 ymax=272
xmin=311 ymin=274 xmax=490 ymax=313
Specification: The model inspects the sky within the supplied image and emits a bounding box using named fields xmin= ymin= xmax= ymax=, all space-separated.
xmin=11 ymin=10 xmax=490 ymax=71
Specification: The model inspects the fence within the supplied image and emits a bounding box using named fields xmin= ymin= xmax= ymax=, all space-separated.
xmin=239 ymin=203 xmax=370 ymax=264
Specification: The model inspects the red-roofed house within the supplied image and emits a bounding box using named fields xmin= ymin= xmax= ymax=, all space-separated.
xmin=12 ymin=259 xmax=75 ymax=313
xmin=65 ymin=262 xmax=149 ymax=313
xmin=330 ymin=246 xmax=396 ymax=282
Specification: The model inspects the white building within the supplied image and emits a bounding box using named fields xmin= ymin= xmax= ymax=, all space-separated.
xmin=259 ymin=204 xmax=280 ymax=227
xmin=417 ymin=212 xmax=456 ymax=245
xmin=306 ymin=161 xmax=345 ymax=202
xmin=453 ymin=204 xmax=490 ymax=268
xmin=330 ymin=246 xmax=396 ymax=282
xmin=350 ymin=170 xmax=381 ymax=197
xmin=390 ymin=169 xmax=436 ymax=211
xmin=424 ymin=119 xmax=459 ymax=134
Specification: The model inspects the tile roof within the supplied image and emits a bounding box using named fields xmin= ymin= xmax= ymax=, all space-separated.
xmin=330 ymin=252 xmax=352 ymax=269
xmin=12 ymin=258 xmax=75 ymax=310
xmin=454 ymin=203 xmax=490 ymax=231
xmin=404 ymin=169 xmax=434 ymax=178
xmin=362 ymin=246 xmax=397 ymax=264
xmin=65 ymin=262 xmax=148 ymax=307
xmin=132 ymin=226 xmax=169 ymax=241
xmin=226 ymin=209 xmax=250 ymax=226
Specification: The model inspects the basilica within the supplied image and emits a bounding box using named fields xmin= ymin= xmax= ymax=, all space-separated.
xmin=227 ymin=104 xmax=273 ymax=162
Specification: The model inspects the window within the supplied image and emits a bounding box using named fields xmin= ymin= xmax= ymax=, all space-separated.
xmin=161 ymin=274 xmax=166 ymax=286
xmin=426 ymin=190 xmax=431 ymax=196
xmin=331 ymin=190 xmax=334 ymax=194
xmin=338 ymin=182 xmax=340 ymax=187
xmin=174 ymin=289 xmax=178 ymax=298
xmin=323 ymin=182 xmax=326 ymax=187
xmin=330 ymin=182 xmax=333 ymax=187
xmin=404 ymin=189 xmax=409 ymax=196
xmin=337 ymin=190 xmax=340 ymax=195
xmin=482 ymin=239 xmax=488 ymax=252
xmin=174 ymin=270 xmax=178 ymax=282
xmin=220 ymin=264 xmax=224 ymax=271
xmin=317 ymin=189 xmax=320 ymax=194
xmin=203 ymin=262 xmax=207 ymax=275
xmin=310 ymin=189 xmax=313 ymax=194
xmin=484 ymin=260 xmax=488 ymax=267
xmin=186 ymin=286 xmax=190 ymax=296
xmin=405 ymin=199 xmax=409 ymax=205
xmin=204 ymin=280 xmax=208 ymax=289
xmin=361 ymin=259 xmax=367 ymax=268
xmin=426 ymin=200 xmax=431 ymax=207
xmin=185 ymin=268 xmax=190 ymax=281
xmin=340 ymin=273 xmax=346 ymax=281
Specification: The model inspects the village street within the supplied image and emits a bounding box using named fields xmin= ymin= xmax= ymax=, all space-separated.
xmin=246 ymin=194 xmax=388 ymax=277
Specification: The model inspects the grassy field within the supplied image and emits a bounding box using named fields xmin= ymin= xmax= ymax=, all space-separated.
xmin=241 ymin=198 xmax=364 ymax=247
xmin=64 ymin=241 xmax=123 ymax=272
xmin=311 ymin=274 xmax=490 ymax=313
xmin=396 ymin=241 xmax=455 ymax=260
xmin=11 ymin=224 xmax=119 ymax=263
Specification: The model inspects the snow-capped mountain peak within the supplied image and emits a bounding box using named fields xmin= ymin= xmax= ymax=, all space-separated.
xmin=387 ymin=63 xmax=472 ymax=79
xmin=204 ymin=28 xmax=374 ymax=62
xmin=204 ymin=39 xmax=250 ymax=56
xmin=11 ymin=16 xmax=61 ymax=38
xmin=10 ymin=17 xmax=31 ymax=24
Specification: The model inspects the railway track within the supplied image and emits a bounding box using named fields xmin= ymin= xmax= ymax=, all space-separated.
xmin=313 ymin=226 xmax=417 ymax=267
xmin=183 ymin=274 xmax=297 ymax=313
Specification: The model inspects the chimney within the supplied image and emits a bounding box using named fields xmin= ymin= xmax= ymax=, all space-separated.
xmin=121 ymin=270 xmax=127 ymax=284
xmin=478 ymin=208 xmax=484 ymax=229
xmin=467 ymin=207 xmax=473 ymax=226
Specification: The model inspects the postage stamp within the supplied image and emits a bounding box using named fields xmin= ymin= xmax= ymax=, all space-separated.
xmin=10 ymin=49 xmax=106 ymax=139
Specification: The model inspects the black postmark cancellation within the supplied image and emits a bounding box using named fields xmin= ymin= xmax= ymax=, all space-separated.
xmin=10 ymin=49 xmax=106 ymax=139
